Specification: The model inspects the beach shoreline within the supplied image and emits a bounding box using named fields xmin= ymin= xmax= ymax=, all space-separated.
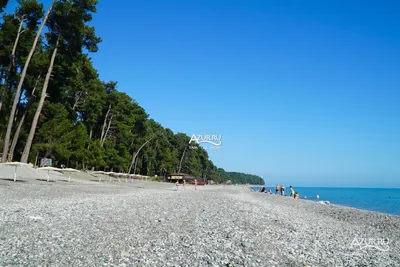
xmin=250 ymin=185 xmax=400 ymax=216
xmin=0 ymin=171 xmax=399 ymax=266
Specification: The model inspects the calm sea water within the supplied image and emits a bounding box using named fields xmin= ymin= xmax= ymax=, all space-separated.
xmin=251 ymin=186 xmax=400 ymax=216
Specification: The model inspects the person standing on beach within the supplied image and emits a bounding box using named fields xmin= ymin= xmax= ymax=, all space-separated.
xmin=275 ymin=184 xmax=280 ymax=195
xmin=316 ymin=194 xmax=320 ymax=200
xmin=290 ymin=186 xmax=295 ymax=197
xmin=175 ymin=181 xmax=179 ymax=191
xmin=183 ymin=180 xmax=187 ymax=191
xmin=194 ymin=179 xmax=198 ymax=191
xmin=281 ymin=184 xmax=286 ymax=196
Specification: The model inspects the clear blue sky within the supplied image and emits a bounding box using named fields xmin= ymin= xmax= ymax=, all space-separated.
xmin=38 ymin=1 xmax=400 ymax=187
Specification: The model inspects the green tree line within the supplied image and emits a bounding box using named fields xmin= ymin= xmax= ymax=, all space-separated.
xmin=0 ymin=0 xmax=264 ymax=185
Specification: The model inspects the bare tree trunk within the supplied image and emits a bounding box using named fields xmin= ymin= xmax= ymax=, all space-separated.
xmin=72 ymin=91 xmax=82 ymax=111
xmin=0 ymin=15 xmax=25 ymax=114
xmin=9 ymin=74 xmax=40 ymax=160
xmin=100 ymin=103 xmax=111 ymax=142
xmin=128 ymin=152 xmax=137 ymax=173
xmin=20 ymin=35 xmax=60 ymax=163
xmin=133 ymin=156 xmax=139 ymax=175
xmin=2 ymin=0 xmax=56 ymax=163
xmin=87 ymin=129 xmax=93 ymax=150
xmin=128 ymin=138 xmax=152 ymax=173
xmin=10 ymin=113 xmax=28 ymax=160
xmin=101 ymin=114 xmax=113 ymax=147
xmin=178 ymin=144 xmax=189 ymax=173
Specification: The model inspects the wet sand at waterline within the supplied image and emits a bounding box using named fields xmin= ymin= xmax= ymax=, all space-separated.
xmin=0 ymin=168 xmax=399 ymax=266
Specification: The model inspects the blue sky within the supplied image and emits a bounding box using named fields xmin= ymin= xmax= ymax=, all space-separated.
xmin=24 ymin=0 xmax=400 ymax=187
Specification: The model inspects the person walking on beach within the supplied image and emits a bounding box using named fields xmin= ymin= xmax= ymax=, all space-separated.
xmin=275 ymin=184 xmax=280 ymax=195
xmin=290 ymin=186 xmax=295 ymax=197
xmin=194 ymin=179 xmax=198 ymax=191
xmin=175 ymin=181 xmax=179 ymax=191
xmin=183 ymin=180 xmax=187 ymax=191
xmin=281 ymin=184 xmax=286 ymax=196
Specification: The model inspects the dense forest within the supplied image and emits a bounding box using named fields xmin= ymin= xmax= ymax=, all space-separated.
xmin=0 ymin=0 xmax=264 ymax=185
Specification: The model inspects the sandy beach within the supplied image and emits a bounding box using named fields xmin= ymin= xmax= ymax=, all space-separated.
xmin=0 ymin=169 xmax=399 ymax=267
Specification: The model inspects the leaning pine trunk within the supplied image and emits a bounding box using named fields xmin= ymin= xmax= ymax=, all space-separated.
xmin=20 ymin=36 xmax=60 ymax=163
xmin=133 ymin=157 xmax=139 ymax=175
xmin=0 ymin=16 xmax=25 ymax=114
xmin=128 ymin=152 xmax=137 ymax=173
xmin=101 ymin=114 xmax=113 ymax=147
xmin=178 ymin=144 xmax=188 ymax=173
xmin=100 ymin=104 xmax=111 ymax=142
xmin=128 ymin=138 xmax=152 ymax=173
xmin=1 ymin=0 xmax=55 ymax=163
xmin=9 ymin=74 xmax=40 ymax=161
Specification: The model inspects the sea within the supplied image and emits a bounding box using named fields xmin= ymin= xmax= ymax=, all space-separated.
xmin=251 ymin=186 xmax=400 ymax=216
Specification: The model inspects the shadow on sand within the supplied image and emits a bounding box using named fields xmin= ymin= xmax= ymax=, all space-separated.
xmin=0 ymin=178 xmax=27 ymax=183
xmin=36 ymin=179 xmax=56 ymax=183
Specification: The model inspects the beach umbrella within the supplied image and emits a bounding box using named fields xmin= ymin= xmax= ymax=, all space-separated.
xmin=105 ymin=172 xmax=118 ymax=182
xmin=0 ymin=162 xmax=30 ymax=182
xmin=60 ymin=168 xmax=80 ymax=182
xmin=93 ymin=171 xmax=109 ymax=182
xmin=112 ymin=172 xmax=128 ymax=182
xmin=137 ymin=174 xmax=145 ymax=182
xmin=38 ymin=167 xmax=62 ymax=182
xmin=115 ymin=173 xmax=124 ymax=182
xmin=135 ymin=174 xmax=143 ymax=182
xmin=93 ymin=171 xmax=104 ymax=182
xmin=117 ymin=173 xmax=130 ymax=182
xmin=106 ymin=172 xmax=112 ymax=182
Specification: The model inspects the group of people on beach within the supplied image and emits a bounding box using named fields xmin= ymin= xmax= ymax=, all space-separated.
xmin=259 ymin=184 xmax=320 ymax=200
xmin=272 ymin=184 xmax=300 ymax=199
xmin=175 ymin=179 xmax=198 ymax=191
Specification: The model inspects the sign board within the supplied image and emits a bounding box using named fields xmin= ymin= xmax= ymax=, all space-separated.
xmin=40 ymin=158 xmax=52 ymax=167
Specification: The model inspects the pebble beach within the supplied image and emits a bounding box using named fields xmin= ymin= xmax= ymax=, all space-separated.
xmin=0 ymin=167 xmax=399 ymax=267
